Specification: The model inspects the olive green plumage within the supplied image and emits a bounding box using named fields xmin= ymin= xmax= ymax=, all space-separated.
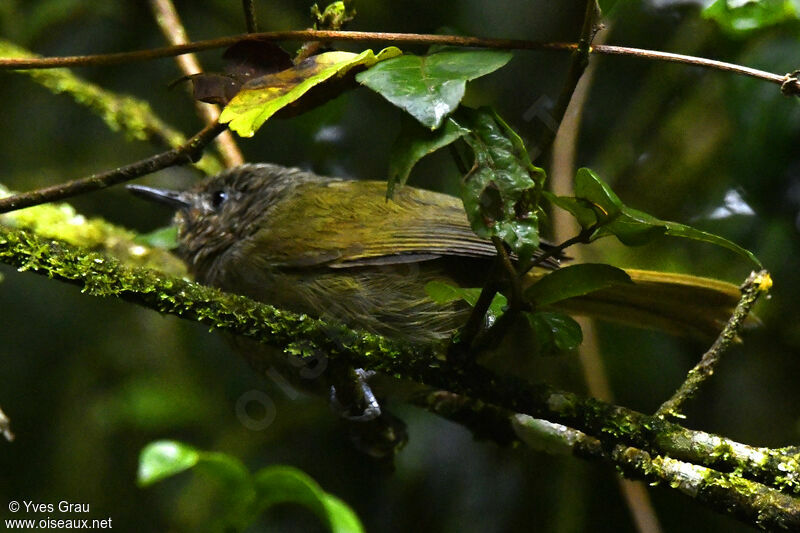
xmin=135 ymin=163 xmax=743 ymax=343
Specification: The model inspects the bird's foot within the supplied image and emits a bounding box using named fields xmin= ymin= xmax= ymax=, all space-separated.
xmin=330 ymin=368 xmax=381 ymax=421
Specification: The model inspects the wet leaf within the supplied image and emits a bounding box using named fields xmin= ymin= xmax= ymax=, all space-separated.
xmin=387 ymin=116 xmax=469 ymax=198
xmin=357 ymin=49 xmax=513 ymax=129
xmin=525 ymin=311 xmax=583 ymax=355
xmin=457 ymin=108 xmax=545 ymax=263
xmin=220 ymin=47 xmax=401 ymax=137
xmin=703 ymin=0 xmax=798 ymax=35
xmin=137 ymin=440 xmax=199 ymax=487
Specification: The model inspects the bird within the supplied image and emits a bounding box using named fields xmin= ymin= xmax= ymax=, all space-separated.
xmin=129 ymin=163 xmax=743 ymax=344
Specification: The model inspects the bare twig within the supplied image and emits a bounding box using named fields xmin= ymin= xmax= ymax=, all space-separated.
xmin=656 ymin=270 xmax=772 ymax=419
xmin=536 ymin=0 xmax=600 ymax=158
xmin=0 ymin=122 xmax=226 ymax=214
xmin=242 ymin=0 xmax=259 ymax=33
xmin=491 ymin=236 xmax=524 ymax=310
xmin=0 ymin=30 xmax=797 ymax=95
xmin=149 ymin=0 xmax=244 ymax=168
xmin=528 ymin=226 xmax=595 ymax=271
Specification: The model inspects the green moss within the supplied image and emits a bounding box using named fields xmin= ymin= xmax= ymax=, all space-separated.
xmin=0 ymin=186 xmax=186 ymax=275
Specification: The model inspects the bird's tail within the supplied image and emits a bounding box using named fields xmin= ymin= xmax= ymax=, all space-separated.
xmin=527 ymin=269 xmax=748 ymax=339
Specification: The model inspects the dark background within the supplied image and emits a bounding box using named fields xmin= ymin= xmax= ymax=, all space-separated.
xmin=1 ymin=1 xmax=799 ymax=531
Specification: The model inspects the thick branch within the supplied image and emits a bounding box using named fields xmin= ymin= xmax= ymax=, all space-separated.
xmin=0 ymin=30 xmax=796 ymax=95
xmin=512 ymin=416 xmax=800 ymax=531
xmin=0 ymin=223 xmax=797 ymax=511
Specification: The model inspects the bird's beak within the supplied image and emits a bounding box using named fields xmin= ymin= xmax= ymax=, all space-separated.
xmin=126 ymin=184 xmax=192 ymax=209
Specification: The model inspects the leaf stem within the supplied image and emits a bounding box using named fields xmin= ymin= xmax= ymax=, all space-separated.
xmin=526 ymin=226 xmax=594 ymax=272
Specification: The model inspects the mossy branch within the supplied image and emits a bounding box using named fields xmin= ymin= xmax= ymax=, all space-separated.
xmin=0 ymin=223 xmax=797 ymax=529
xmin=512 ymin=416 xmax=800 ymax=531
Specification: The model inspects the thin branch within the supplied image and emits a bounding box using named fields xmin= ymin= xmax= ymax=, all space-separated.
xmin=149 ymin=0 xmax=244 ymax=168
xmin=656 ymin=270 xmax=772 ymax=419
xmin=0 ymin=122 xmax=226 ymax=214
xmin=242 ymin=0 xmax=259 ymax=33
xmin=536 ymin=0 xmax=600 ymax=157
xmin=449 ymin=268 xmax=500 ymax=358
xmin=0 ymin=30 xmax=796 ymax=95
xmin=527 ymin=226 xmax=594 ymax=271
xmin=491 ymin=236 xmax=524 ymax=310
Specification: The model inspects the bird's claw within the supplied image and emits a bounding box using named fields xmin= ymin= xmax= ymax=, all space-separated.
xmin=330 ymin=368 xmax=381 ymax=421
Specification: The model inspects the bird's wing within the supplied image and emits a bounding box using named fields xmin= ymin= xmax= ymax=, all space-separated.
xmin=245 ymin=180 xmax=512 ymax=269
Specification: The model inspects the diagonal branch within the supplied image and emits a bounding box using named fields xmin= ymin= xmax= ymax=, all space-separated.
xmin=0 ymin=122 xmax=226 ymax=214
xmin=656 ymin=270 xmax=771 ymax=419
xmin=149 ymin=0 xmax=244 ymax=168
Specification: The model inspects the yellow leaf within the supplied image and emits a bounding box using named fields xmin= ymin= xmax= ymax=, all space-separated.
xmin=219 ymin=47 xmax=402 ymax=137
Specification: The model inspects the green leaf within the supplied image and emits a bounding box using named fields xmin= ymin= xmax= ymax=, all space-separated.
xmin=220 ymin=47 xmax=401 ymax=137
xmin=541 ymin=191 xmax=597 ymax=228
xmin=134 ymin=225 xmax=178 ymax=249
xmin=574 ymin=167 xmax=623 ymax=222
xmin=598 ymin=0 xmax=638 ymax=16
xmin=137 ymin=440 xmax=200 ymax=487
xmin=526 ymin=263 xmax=633 ymax=307
xmin=548 ymin=167 xmax=762 ymax=267
xmin=387 ymin=116 xmax=469 ymax=197
xmin=603 ymin=205 xmax=763 ymax=266
xmin=253 ymin=466 xmax=364 ymax=533
xmin=356 ymin=49 xmax=512 ymax=129
xmin=456 ymin=108 xmax=545 ymax=263
xmin=425 ymin=280 xmax=508 ymax=319
xmin=703 ymin=0 xmax=799 ymax=35
xmin=525 ymin=311 xmax=583 ymax=355
xmin=137 ymin=440 xmax=249 ymax=490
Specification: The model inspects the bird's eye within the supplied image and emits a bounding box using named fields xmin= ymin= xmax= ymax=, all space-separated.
xmin=210 ymin=190 xmax=228 ymax=209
